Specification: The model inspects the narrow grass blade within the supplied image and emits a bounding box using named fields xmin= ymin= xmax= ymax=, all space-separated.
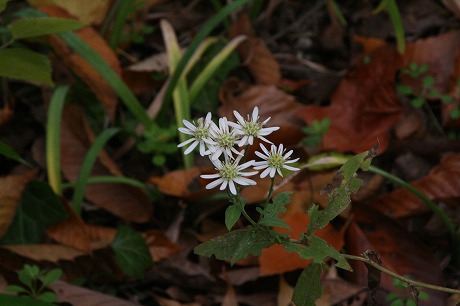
xmin=71 ymin=128 xmax=120 ymax=214
xmin=46 ymin=85 xmax=69 ymax=195
xmin=0 ymin=140 xmax=31 ymax=166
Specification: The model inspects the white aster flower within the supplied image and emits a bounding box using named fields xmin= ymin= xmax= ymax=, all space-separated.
xmin=177 ymin=112 xmax=215 ymax=156
xmin=228 ymin=106 xmax=280 ymax=146
xmin=253 ymin=143 xmax=300 ymax=178
xmin=208 ymin=117 xmax=242 ymax=160
xmin=201 ymin=153 xmax=258 ymax=195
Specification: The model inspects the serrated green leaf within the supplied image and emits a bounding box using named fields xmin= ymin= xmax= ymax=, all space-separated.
xmin=111 ymin=225 xmax=153 ymax=278
xmin=225 ymin=204 xmax=242 ymax=230
xmin=1 ymin=182 xmax=68 ymax=244
xmin=0 ymin=293 xmax=55 ymax=306
xmin=0 ymin=140 xmax=31 ymax=166
xmin=18 ymin=269 xmax=33 ymax=288
xmin=257 ymin=191 xmax=292 ymax=230
xmin=283 ymin=236 xmax=351 ymax=271
xmin=308 ymin=149 xmax=375 ymax=233
xmin=37 ymin=291 xmax=57 ymax=303
xmin=9 ymin=17 xmax=84 ymax=40
xmin=194 ymin=227 xmax=275 ymax=265
xmin=0 ymin=48 xmax=53 ymax=86
xmin=292 ymin=263 xmax=322 ymax=306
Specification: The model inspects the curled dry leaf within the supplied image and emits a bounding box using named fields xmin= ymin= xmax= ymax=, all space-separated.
xmin=259 ymin=212 xmax=344 ymax=276
xmin=369 ymin=153 xmax=460 ymax=218
xmin=0 ymin=169 xmax=36 ymax=238
xmin=38 ymin=5 xmax=120 ymax=120
xmin=60 ymin=104 xmax=152 ymax=222
xmin=228 ymin=13 xmax=281 ymax=85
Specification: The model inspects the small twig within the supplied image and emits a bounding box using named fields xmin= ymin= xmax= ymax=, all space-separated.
xmin=342 ymin=254 xmax=460 ymax=295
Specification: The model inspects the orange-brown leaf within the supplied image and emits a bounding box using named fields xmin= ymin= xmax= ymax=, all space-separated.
xmin=0 ymin=170 xmax=37 ymax=238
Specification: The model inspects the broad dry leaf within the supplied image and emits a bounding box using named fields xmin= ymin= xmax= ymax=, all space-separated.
xmin=299 ymin=45 xmax=404 ymax=153
xmin=219 ymin=78 xmax=305 ymax=148
xmin=60 ymin=104 xmax=152 ymax=222
xmin=50 ymin=280 xmax=141 ymax=306
xmin=46 ymin=201 xmax=92 ymax=253
xmin=0 ymin=169 xmax=36 ymax=238
xmin=368 ymin=152 xmax=460 ymax=218
xmin=38 ymin=6 xmax=120 ymax=120
xmin=29 ymin=0 xmax=111 ymax=24
xmin=346 ymin=204 xmax=446 ymax=305
xmin=1 ymin=244 xmax=85 ymax=262
xmin=228 ymin=13 xmax=281 ymax=85
xmin=259 ymin=212 xmax=344 ymax=276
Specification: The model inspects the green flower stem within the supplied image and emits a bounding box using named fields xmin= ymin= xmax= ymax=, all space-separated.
xmin=264 ymin=177 xmax=275 ymax=207
xmin=342 ymin=254 xmax=460 ymax=295
xmin=61 ymin=175 xmax=148 ymax=191
xmin=229 ymin=192 xmax=257 ymax=227
xmin=368 ymin=165 xmax=460 ymax=266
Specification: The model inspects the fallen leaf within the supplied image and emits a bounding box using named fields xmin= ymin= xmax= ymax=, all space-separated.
xmin=38 ymin=5 xmax=120 ymax=120
xmin=354 ymin=35 xmax=387 ymax=55
xmin=0 ymin=169 xmax=36 ymax=238
xmin=228 ymin=13 xmax=281 ymax=85
xmin=0 ymin=244 xmax=84 ymax=262
xmin=219 ymin=78 xmax=305 ymax=148
xmin=60 ymin=104 xmax=152 ymax=222
xmin=368 ymin=152 xmax=460 ymax=218
xmin=30 ymin=1 xmax=111 ymax=24
xmin=259 ymin=212 xmax=344 ymax=275
xmin=345 ymin=204 xmax=447 ymax=305
xmin=299 ymin=45 xmax=404 ymax=153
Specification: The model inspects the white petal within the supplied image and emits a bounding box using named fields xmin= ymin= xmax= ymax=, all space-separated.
xmin=228 ymin=181 xmax=237 ymax=195
xmin=239 ymin=170 xmax=258 ymax=177
xmin=205 ymin=112 xmax=212 ymax=124
xmin=269 ymin=168 xmax=277 ymax=178
xmin=220 ymin=179 xmax=228 ymax=190
xmin=284 ymin=150 xmax=294 ymax=159
xmin=277 ymin=168 xmax=284 ymax=177
xmin=184 ymin=140 xmax=199 ymax=154
xmin=257 ymin=135 xmax=273 ymax=144
xmin=255 ymin=151 xmax=268 ymax=160
xmin=285 ymin=158 xmax=300 ymax=164
xmin=201 ymin=173 xmax=221 ymax=179
xmin=177 ymin=138 xmax=195 ymax=148
xmin=252 ymin=106 xmax=259 ymax=121
xmin=283 ymin=164 xmax=300 ymax=171
xmin=178 ymin=127 xmax=194 ymax=135
xmin=260 ymin=168 xmax=271 ymax=178
xmin=260 ymin=143 xmax=270 ymax=156
xmin=183 ymin=120 xmax=196 ymax=131
xmin=233 ymin=110 xmax=245 ymax=125
xmin=253 ymin=164 xmax=269 ymax=170
xmin=234 ymin=177 xmax=256 ymax=186
xmin=239 ymin=160 xmax=255 ymax=170
xmin=206 ymin=178 xmax=224 ymax=189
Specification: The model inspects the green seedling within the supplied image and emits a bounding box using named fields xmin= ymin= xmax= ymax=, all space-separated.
xmin=386 ymin=277 xmax=430 ymax=306
xmin=302 ymin=118 xmax=331 ymax=148
xmin=6 ymin=264 xmax=62 ymax=303
xmin=137 ymin=122 xmax=178 ymax=166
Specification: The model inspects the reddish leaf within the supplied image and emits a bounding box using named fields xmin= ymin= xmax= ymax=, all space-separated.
xmin=228 ymin=13 xmax=281 ymax=85
xmin=38 ymin=5 xmax=120 ymax=120
xmin=299 ymin=46 xmax=404 ymax=153
xmin=368 ymin=153 xmax=460 ymax=218
xmin=345 ymin=204 xmax=446 ymax=305
xmin=0 ymin=170 xmax=37 ymax=238
xmin=259 ymin=212 xmax=344 ymax=276
xmin=60 ymin=104 xmax=152 ymax=222
xmin=219 ymin=78 xmax=305 ymax=148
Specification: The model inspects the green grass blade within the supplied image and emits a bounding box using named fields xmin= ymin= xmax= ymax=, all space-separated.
xmin=62 ymin=175 xmax=147 ymax=191
xmin=8 ymin=17 xmax=84 ymax=40
xmin=189 ymin=35 xmax=246 ymax=104
xmin=23 ymin=9 xmax=152 ymax=128
xmin=71 ymin=127 xmax=120 ymax=214
xmin=0 ymin=140 xmax=31 ymax=166
xmin=46 ymin=85 xmax=69 ymax=195
xmin=162 ymin=0 xmax=253 ymax=108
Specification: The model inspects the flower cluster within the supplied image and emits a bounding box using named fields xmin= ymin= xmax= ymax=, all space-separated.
xmin=178 ymin=107 xmax=300 ymax=195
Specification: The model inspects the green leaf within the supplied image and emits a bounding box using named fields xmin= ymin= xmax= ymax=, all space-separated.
xmin=0 ymin=48 xmax=53 ymax=86
xmin=451 ymin=108 xmax=460 ymax=119
xmin=441 ymin=95 xmax=454 ymax=103
xmin=194 ymin=227 xmax=276 ymax=265
xmin=40 ymin=269 xmax=62 ymax=288
xmin=111 ymin=225 xmax=153 ymax=278
xmin=6 ymin=285 xmax=29 ymax=294
xmin=0 ymin=0 xmax=8 ymax=13
xmin=396 ymin=84 xmax=413 ymax=95
xmin=37 ymin=291 xmax=57 ymax=303
xmin=411 ymin=96 xmax=425 ymax=108
xmin=292 ymin=263 xmax=322 ymax=306
xmin=1 ymin=182 xmax=68 ymax=244
xmin=422 ymin=75 xmax=435 ymax=88
xmin=9 ymin=17 xmax=85 ymax=40
xmin=0 ymin=293 xmax=55 ymax=306
xmin=283 ymin=236 xmax=351 ymax=271
xmin=257 ymin=191 xmax=292 ymax=230
xmin=386 ymin=292 xmax=400 ymax=302
xmin=225 ymin=203 xmax=242 ymax=231
xmin=0 ymin=140 xmax=31 ymax=166
xmin=308 ymin=148 xmax=376 ymax=233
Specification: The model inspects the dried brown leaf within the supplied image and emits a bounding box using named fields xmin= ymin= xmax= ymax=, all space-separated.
xmin=1 ymin=244 xmax=85 ymax=263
